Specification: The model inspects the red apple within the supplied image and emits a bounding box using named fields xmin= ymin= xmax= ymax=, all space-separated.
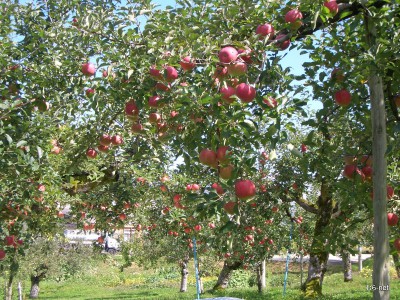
xmin=99 ymin=134 xmax=112 ymax=146
xmin=216 ymin=146 xmax=231 ymax=163
xmin=51 ymin=146 xmax=62 ymax=154
xmin=272 ymin=206 xmax=279 ymax=213
xmin=0 ymin=249 xmax=6 ymax=260
xmin=335 ymin=89 xmax=352 ymax=106
xmin=131 ymin=123 xmax=144 ymax=133
xmin=285 ymin=9 xmax=303 ymax=23
xmin=218 ymin=46 xmax=238 ymax=64
xmin=388 ymin=213 xmax=398 ymax=226
xmin=220 ymin=86 xmax=236 ymax=103
xmin=235 ymin=179 xmax=256 ymax=200
xmin=38 ymin=184 xmax=46 ymax=192
xmin=173 ymin=194 xmax=182 ymax=202
xmin=165 ymin=66 xmax=178 ymax=82
xmin=223 ymin=201 xmax=236 ymax=214
xmin=102 ymin=70 xmax=108 ymax=77
xmin=387 ymin=186 xmax=395 ymax=199
xmin=301 ymin=144 xmax=307 ymax=153
xmin=238 ymin=48 xmax=253 ymax=64
xmin=263 ymin=96 xmax=278 ymax=108
xmin=125 ymin=100 xmax=139 ymax=118
xmin=180 ymin=56 xmax=196 ymax=71
xmin=324 ymin=1 xmax=339 ymax=14
xmin=343 ymin=164 xmax=357 ymax=179
xmin=149 ymin=95 xmax=161 ymax=108
xmin=275 ymin=34 xmax=291 ymax=50
xmin=236 ymin=83 xmax=256 ymax=103
xmin=149 ymin=65 xmax=163 ymax=80
xmin=186 ymin=184 xmax=192 ymax=191
xmin=227 ymin=62 xmax=247 ymax=76
xmin=361 ymin=166 xmax=373 ymax=180
xmin=214 ymin=65 xmax=229 ymax=78
xmin=194 ymin=225 xmax=202 ymax=231
xmin=85 ymin=88 xmax=95 ymax=97
xmin=192 ymin=184 xmax=200 ymax=191
xmin=149 ymin=113 xmax=161 ymax=123
xmin=219 ymin=164 xmax=234 ymax=180
xmin=86 ymin=148 xmax=97 ymax=158
xmin=5 ymin=236 xmax=15 ymax=246
xmin=199 ymin=148 xmax=217 ymax=167
xmin=111 ymin=135 xmax=123 ymax=145
xmin=256 ymin=23 xmax=274 ymax=37
xmin=208 ymin=223 xmax=216 ymax=229
xmin=170 ymin=111 xmax=179 ymax=118
xmin=155 ymin=82 xmax=170 ymax=91
xmin=81 ymin=62 xmax=96 ymax=76
xmin=97 ymin=145 xmax=109 ymax=153
xmin=184 ymin=227 xmax=192 ymax=234
xmin=394 ymin=238 xmax=400 ymax=251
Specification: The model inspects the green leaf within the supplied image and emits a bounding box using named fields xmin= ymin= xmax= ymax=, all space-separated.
xmin=37 ymin=146 xmax=43 ymax=160
xmin=127 ymin=69 xmax=134 ymax=79
xmin=5 ymin=134 xmax=13 ymax=145
xmin=16 ymin=140 xmax=27 ymax=148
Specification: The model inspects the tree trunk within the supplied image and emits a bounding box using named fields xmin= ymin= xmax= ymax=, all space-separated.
xmin=213 ymin=260 xmax=242 ymax=290
xmin=392 ymin=253 xmax=400 ymax=279
xmin=358 ymin=245 xmax=363 ymax=271
xmin=256 ymin=260 xmax=266 ymax=293
xmin=5 ymin=272 xmax=14 ymax=300
xmin=29 ymin=276 xmax=41 ymax=299
xmin=179 ymin=255 xmax=189 ymax=292
xmin=300 ymin=252 xmax=304 ymax=286
xmin=302 ymin=181 xmax=332 ymax=297
xmin=341 ymin=250 xmax=353 ymax=282
xmin=366 ymin=14 xmax=390 ymax=300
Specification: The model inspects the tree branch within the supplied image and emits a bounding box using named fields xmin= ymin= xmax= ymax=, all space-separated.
xmin=293 ymin=196 xmax=319 ymax=214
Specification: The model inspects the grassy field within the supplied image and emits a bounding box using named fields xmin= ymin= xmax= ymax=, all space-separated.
xmin=1 ymin=256 xmax=400 ymax=300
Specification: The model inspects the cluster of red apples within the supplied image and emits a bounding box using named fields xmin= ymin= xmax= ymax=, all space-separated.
xmin=86 ymin=134 xmax=123 ymax=158
xmin=0 ymin=235 xmax=24 ymax=261
xmin=198 ymin=147 xmax=256 ymax=202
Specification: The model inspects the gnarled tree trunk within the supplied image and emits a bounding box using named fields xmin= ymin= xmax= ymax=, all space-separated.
xmin=29 ymin=275 xmax=40 ymax=299
xmin=213 ymin=260 xmax=242 ymax=290
xmin=179 ymin=255 xmax=189 ymax=292
xmin=302 ymin=181 xmax=332 ymax=297
xmin=341 ymin=250 xmax=353 ymax=282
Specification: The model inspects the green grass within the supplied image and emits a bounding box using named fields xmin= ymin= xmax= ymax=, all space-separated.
xmin=1 ymin=256 xmax=400 ymax=300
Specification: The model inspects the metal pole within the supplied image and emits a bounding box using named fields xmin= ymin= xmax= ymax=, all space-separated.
xmin=192 ymin=237 xmax=201 ymax=300
xmin=283 ymin=222 xmax=294 ymax=297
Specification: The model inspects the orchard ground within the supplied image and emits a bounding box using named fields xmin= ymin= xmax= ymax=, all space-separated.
xmin=1 ymin=254 xmax=399 ymax=300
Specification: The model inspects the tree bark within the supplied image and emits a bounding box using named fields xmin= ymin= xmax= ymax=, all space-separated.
xmin=366 ymin=13 xmax=390 ymax=300
xmin=6 ymin=272 xmax=14 ymax=300
xmin=302 ymin=181 xmax=332 ymax=297
xmin=29 ymin=276 xmax=41 ymax=299
xmin=179 ymin=255 xmax=189 ymax=292
xmin=392 ymin=253 xmax=400 ymax=279
xmin=256 ymin=260 xmax=266 ymax=293
xmin=213 ymin=260 xmax=242 ymax=290
xmin=341 ymin=250 xmax=353 ymax=282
